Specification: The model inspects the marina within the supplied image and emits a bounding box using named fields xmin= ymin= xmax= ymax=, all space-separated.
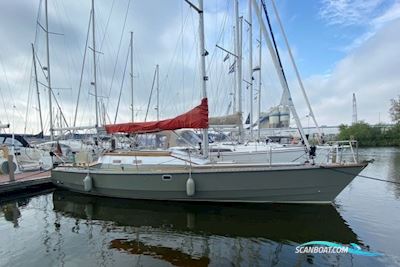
xmin=0 ymin=0 xmax=399 ymax=266
xmin=0 ymin=148 xmax=399 ymax=266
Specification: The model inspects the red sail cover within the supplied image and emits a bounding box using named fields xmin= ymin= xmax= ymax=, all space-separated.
xmin=105 ymin=98 xmax=208 ymax=134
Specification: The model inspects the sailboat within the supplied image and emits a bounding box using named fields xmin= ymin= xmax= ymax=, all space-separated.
xmin=52 ymin=97 xmax=366 ymax=203
xmin=51 ymin=0 xmax=367 ymax=204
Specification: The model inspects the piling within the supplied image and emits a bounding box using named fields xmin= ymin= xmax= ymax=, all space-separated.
xmin=7 ymin=155 xmax=15 ymax=182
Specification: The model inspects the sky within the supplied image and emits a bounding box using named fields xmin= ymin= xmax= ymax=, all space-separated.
xmin=0 ymin=0 xmax=399 ymax=134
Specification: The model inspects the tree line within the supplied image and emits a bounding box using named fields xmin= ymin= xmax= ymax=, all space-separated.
xmin=338 ymin=96 xmax=400 ymax=147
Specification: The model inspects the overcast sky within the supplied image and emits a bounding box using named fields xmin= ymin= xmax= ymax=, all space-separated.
xmin=0 ymin=0 xmax=399 ymax=134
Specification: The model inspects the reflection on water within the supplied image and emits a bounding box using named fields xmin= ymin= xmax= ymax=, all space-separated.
xmin=52 ymin=190 xmax=359 ymax=244
xmin=387 ymin=150 xmax=400 ymax=198
xmin=111 ymin=239 xmax=210 ymax=267
xmin=1 ymin=202 xmax=21 ymax=227
xmin=0 ymin=190 xmax=376 ymax=267
xmin=51 ymin=190 xmax=363 ymax=266
xmin=0 ymin=197 xmax=30 ymax=228
xmin=0 ymin=148 xmax=399 ymax=266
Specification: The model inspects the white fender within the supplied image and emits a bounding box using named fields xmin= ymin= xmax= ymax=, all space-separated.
xmin=186 ymin=176 xmax=195 ymax=196
xmin=83 ymin=174 xmax=92 ymax=192
xmin=0 ymin=159 xmax=18 ymax=174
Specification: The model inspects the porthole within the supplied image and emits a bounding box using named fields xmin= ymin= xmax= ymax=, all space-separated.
xmin=162 ymin=174 xmax=172 ymax=181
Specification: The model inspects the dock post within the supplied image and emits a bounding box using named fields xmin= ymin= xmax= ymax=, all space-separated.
xmin=7 ymin=155 xmax=15 ymax=182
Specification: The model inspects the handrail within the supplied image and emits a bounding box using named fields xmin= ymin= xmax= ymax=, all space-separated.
xmin=326 ymin=140 xmax=359 ymax=164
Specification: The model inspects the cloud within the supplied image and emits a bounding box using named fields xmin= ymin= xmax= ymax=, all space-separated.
xmin=343 ymin=1 xmax=400 ymax=51
xmin=372 ymin=0 xmax=400 ymax=25
xmin=0 ymin=0 xmax=398 ymax=136
xmin=300 ymin=18 xmax=400 ymax=126
xmin=0 ymin=0 xmax=239 ymax=133
xmin=319 ymin=0 xmax=386 ymax=26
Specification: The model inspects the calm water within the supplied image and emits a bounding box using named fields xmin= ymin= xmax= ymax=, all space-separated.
xmin=0 ymin=147 xmax=399 ymax=267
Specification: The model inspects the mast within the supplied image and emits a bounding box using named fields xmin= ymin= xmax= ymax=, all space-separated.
xmin=130 ymin=31 xmax=134 ymax=122
xmin=232 ymin=26 xmax=237 ymax=113
xmin=248 ymin=0 xmax=253 ymax=139
xmin=44 ymin=0 xmax=53 ymax=140
xmin=270 ymin=0 xmax=322 ymax=143
xmin=198 ymin=0 xmax=208 ymax=157
xmin=91 ymin=0 xmax=99 ymax=128
xmin=257 ymin=11 xmax=262 ymax=140
xmin=102 ymin=101 xmax=106 ymax=125
xmin=235 ymin=0 xmax=244 ymax=143
xmin=183 ymin=0 xmax=208 ymax=157
xmin=156 ymin=64 xmax=160 ymax=121
xmin=352 ymin=93 xmax=357 ymax=125
xmin=252 ymin=0 xmax=310 ymax=150
xmin=31 ymin=43 xmax=44 ymax=134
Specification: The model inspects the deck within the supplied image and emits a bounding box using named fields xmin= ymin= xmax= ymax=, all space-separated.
xmin=0 ymin=170 xmax=52 ymax=195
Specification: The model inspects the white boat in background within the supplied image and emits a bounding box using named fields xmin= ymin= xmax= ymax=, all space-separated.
xmin=167 ymin=129 xmax=333 ymax=164
xmin=0 ymin=134 xmax=53 ymax=173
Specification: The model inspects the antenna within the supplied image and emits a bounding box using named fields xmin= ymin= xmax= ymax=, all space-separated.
xmin=352 ymin=93 xmax=357 ymax=124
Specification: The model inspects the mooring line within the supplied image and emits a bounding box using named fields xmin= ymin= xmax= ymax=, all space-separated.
xmin=320 ymin=165 xmax=400 ymax=185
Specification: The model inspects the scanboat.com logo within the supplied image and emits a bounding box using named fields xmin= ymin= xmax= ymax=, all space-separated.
xmin=295 ymin=241 xmax=383 ymax=256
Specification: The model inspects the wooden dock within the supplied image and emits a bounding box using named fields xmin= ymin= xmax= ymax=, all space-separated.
xmin=0 ymin=170 xmax=52 ymax=195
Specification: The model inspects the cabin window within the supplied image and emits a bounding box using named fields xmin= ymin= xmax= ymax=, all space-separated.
xmin=3 ymin=138 xmax=23 ymax=147
xmin=112 ymin=160 xmax=122 ymax=164
xmin=162 ymin=175 xmax=172 ymax=181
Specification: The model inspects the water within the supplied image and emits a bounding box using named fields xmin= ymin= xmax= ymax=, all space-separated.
xmin=0 ymin=147 xmax=399 ymax=266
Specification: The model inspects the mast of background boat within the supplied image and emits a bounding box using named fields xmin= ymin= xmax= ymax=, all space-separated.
xmin=252 ymin=0 xmax=310 ymax=151
xmin=232 ymin=26 xmax=237 ymax=113
xmin=91 ymin=0 xmax=99 ymax=129
xmin=234 ymin=0 xmax=244 ymax=143
xmin=130 ymin=31 xmax=134 ymax=122
xmin=44 ymin=0 xmax=53 ymax=141
xmin=248 ymin=0 xmax=254 ymax=140
xmin=257 ymin=6 xmax=262 ymax=140
xmin=156 ymin=64 xmax=160 ymax=121
xmin=270 ymin=0 xmax=322 ymax=144
xmin=31 ymin=43 xmax=44 ymax=135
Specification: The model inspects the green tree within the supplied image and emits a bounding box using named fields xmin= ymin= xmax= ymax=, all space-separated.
xmin=389 ymin=95 xmax=400 ymax=123
xmin=339 ymin=122 xmax=388 ymax=146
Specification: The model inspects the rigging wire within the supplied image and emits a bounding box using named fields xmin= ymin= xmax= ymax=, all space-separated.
xmin=105 ymin=0 xmax=132 ymax=111
xmin=114 ymin=45 xmax=130 ymax=123
xmin=52 ymin=0 xmax=80 ymax=108
xmin=73 ymin=9 xmax=92 ymax=127
xmin=159 ymin=8 xmax=191 ymax=116
xmin=24 ymin=49 xmax=35 ymax=134
xmin=33 ymin=0 xmax=43 ymax=47
xmin=144 ymin=67 xmax=157 ymax=122
xmin=260 ymin=0 xmax=289 ymax=87
xmin=129 ymin=36 xmax=149 ymax=121
xmin=24 ymin=0 xmax=43 ymax=134
xmin=181 ymin=0 xmax=185 ymax=107
xmin=207 ymin=1 xmax=230 ymax=115
xmin=98 ymin=0 xmax=116 ymax=51
xmin=0 ymin=55 xmax=13 ymax=123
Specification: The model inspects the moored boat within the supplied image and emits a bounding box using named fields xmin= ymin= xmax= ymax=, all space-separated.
xmin=50 ymin=0 xmax=367 ymax=204
xmin=51 ymin=146 xmax=367 ymax=204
